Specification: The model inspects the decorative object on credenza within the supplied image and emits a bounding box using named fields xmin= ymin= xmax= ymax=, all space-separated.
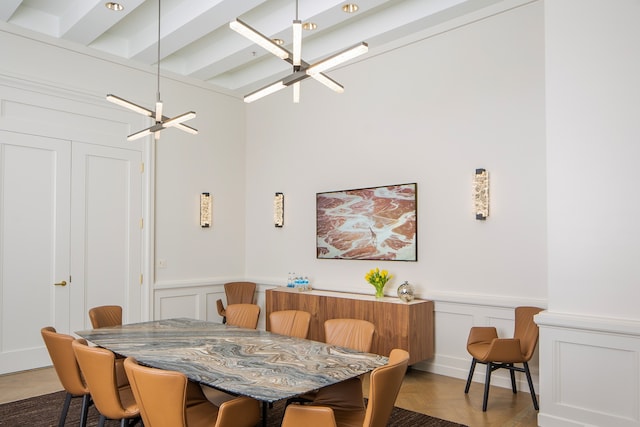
xmin=474 ymin=169 xmax=489 ymax=220
xmin=366 ymin=268 xmax=392 ymax=299
xmin=106 ymin=0 xmax=197 ymax=140
xmin=229 ymin=0 xmax=368 ymax=103
xmin=396 ymin=281 xmax=415 ymax=302
xmin=316 ymin=183 xmax=417 ymax=261
xmin=274 ymin=192 xmax=284 ymax=228
xmin=200 ymin=193 xmax=212 ymax=228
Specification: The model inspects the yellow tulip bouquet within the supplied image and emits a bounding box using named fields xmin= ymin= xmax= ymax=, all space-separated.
xmin=365 ymin=267 xmax=392 ymax=299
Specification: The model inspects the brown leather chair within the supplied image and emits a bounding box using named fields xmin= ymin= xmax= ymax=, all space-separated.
xmin=290 ymin=318 xmax=376 ymax=405
xmin=72 ymin=339 xmax=141 ymax=426
xmin=225 ymin=303 xmax=260 ymax=329
xmin=464 ymin=306 xmax=543 ymax=411
xmin=40 ymin=327 xmax=93 ymax=427
xmin=324 ymin=319 xmax=375 ymax=353
xmin=269 ymin=310 xmax=312 ymax=338
xmin=282 ymin=349 xmax=410 ymax=427
xmin=89 ymin=305 xmax=122 ymax=328
xmin=215 ymin=282 xmax=256 ymax=323
xmin=124 ymin=357 xmax=260 ymax=427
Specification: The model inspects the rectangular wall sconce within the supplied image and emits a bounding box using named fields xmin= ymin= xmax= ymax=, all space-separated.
xmin=200 ymin=192 xmax=212 ymax=228
xmin=474 ymin=169 xmax=489 ymax=220
xmin=274 ymin=192 xmax=284 ymax=228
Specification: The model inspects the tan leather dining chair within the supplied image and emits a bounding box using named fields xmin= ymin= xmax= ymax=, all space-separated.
xmin=464 ymin=306 xmax=543 ymax=411
xmin=324 ymin=318 xmax=375 ymax=353
xmin=40 ymin=327 xmax=92 ymax=427
xmin=225 ymin=303 xmax=260 ymax=329
xmin=282 ymin=349 xmax=410 ymax=427
xmin=269 ymin=310 xmax=312 ymax=339
xmin=290 ymin=318 xmax=376 ymax=405
xmin=215 ymin=282 xmax=256 ymax=323
xmin=72 ymin=339 xmax=141 ymax=426
xmin=89 ymin=305 xmax=122 ymax=328
xmin=124 ymin=357 xmax=261 ymax=427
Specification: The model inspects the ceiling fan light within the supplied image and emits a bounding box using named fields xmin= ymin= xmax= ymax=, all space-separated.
xmin=163 ymin=111 xmax=196 ymax=128
xmin=306 ymin=42 xmax=368 ymax=75
xmin=311 ymin=73 xmax=344 ymax=93
xmin=230 ymin=19 xmax=289 ymax=60
xmin=244 ymin=81 xmax=286 ymax=103
xmin=106 ymin=94 xmax=153 ymax=117
xmin=292 ymin=20 xmax=302 ymax=67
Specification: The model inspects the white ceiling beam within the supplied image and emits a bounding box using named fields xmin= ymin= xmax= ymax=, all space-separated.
xmin=0 ymin=0 xmax=22 ymax=22
xmin=60 ymin=0 xmax=146 ymax=45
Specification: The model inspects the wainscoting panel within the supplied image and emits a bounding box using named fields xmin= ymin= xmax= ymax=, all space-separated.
xmin=537 ymin=312 xmax=640 ymax=427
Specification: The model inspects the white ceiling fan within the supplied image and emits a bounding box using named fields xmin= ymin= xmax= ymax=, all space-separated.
xmin=230 ymin=1 xmax=368 ymax=103
xmin=107 ymin=0 xmax=197 ymax=140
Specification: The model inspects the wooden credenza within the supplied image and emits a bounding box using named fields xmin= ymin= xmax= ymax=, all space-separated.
xmin=265 ymin=287 xmax=434 ymax=365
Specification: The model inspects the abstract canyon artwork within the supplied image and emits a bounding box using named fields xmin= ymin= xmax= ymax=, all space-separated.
xmin=316 ymin=183 xmax=417 ymax=261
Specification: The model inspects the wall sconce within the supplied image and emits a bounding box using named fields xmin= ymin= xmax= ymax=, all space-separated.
xmin=274 ymin=192 xmax=284 ymax=228
xmin=200 ymin=193 xmax=212 ymax=228
xmin=474 ymin=169 xmax=489 ymax=220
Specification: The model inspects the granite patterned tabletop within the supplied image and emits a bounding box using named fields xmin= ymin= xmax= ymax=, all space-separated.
xmin=76 ymin=317 xmax=388 ymax=403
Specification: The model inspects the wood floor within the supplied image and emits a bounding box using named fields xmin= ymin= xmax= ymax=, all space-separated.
xmin=0 ymin=366 xmax=538 ymax=426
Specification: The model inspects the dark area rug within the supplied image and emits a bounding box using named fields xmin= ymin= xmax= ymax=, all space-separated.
xmin=0 ymin=390 xmax=467 ymax=427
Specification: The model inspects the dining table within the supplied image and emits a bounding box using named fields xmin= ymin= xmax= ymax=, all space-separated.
xmin=76 ymin=317 xmax=388 ymax=424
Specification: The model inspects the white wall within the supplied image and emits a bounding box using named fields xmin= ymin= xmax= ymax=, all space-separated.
xmin=0 ymin=23 xmax=248 ymax=309
xmin=539 ymin=1 xmax=640 ymax=426
xmin=243 ymin=3 xmax=546 ymax=302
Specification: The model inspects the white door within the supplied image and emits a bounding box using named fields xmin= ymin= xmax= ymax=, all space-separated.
xmin=69 ymin=142 xmax=142 ymax=331
xmin=0 ymin=131 xmax=71 ymax=373
xmin=0 ymin=134 xmax=143 ymax=374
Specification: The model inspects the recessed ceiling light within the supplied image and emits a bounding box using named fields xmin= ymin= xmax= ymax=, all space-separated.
xmin=105 ymin=2 xmax=124 ymax=11
xmin=302 ymin=22 xmax=317 ymax=31
xmin=273 ymin=38 xmax=285 ymax=46
xmin=342 ymin=4 xmax=359 ymax=13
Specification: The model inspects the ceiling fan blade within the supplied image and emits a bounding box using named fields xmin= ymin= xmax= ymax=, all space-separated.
xmin=244 ymin=80 xmax=287 ymax=103
xmin=175 ymin=123 xmax=198 ymax=135
xmin=155 ymin=101 xmax=163 ymax=122
xmin=292 ymin=20 xmax=302 ymax=67
xmin=230 ymin=19 xmax=290 ymax=60
xmin=306 ymin=42 xmax=369 ymax=76
xmin=163 ymin=111 xmax=196 ymax=128
xmin=127 ymin=127 xmax=154 ymax=141
xmin=107 ymin=94 xmax=154 ymax=117
xmin=311 ymin=73 xmax=344 ymax=93
xmin=293 ymin=82 xmax=301 ymax=103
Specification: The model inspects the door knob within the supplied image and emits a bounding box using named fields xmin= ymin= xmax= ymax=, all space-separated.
xmin=54 ymin=280 xmax=67 ymax=287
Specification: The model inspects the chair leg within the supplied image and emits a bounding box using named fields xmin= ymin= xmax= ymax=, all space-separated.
xmin=98 ymin=414 xmax=106 ymax=427
xmin=57 ymin=392 xmax=73 ymax=427
xmin=509 ymin=364 xmax=517 ymax=393
xmin=464 ymin=358 xmax=477 ymax=393
xmin=523 ymin=362 xmax=539 ymax=410
xmin=79 ymin=394 xmax=92 ymax=427
xmin=482 ymin=362 xmax=492 ymax=412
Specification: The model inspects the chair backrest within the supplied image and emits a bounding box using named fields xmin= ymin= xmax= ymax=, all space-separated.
xmin=362 ymin=349 xmax=409 ymax=427
xmin=324 ymin=318 xmax=375 ymax=353
xmin=124 ymin=357 xmax=261 ymax=427
xmin=224 ymin=282 xmax=256 ymax=305
xmin=72 ymin=339 xmax=138 ymax=420
xmin=514 ymin=306 xmax=543 ymax=360
xmin=124 ymin=357 xmax=192 ymax=427
xmin=225 ymin=304 xmax=261 ymax=329
xmin=89 ymin=305 xmax=122 ymax=328
xmin=269 ymin=310 xmax=311 ymax=338
xmin=281 ymin=405 xmax=338 ymax=427
xmin=40 ymin=327 xmax=89 ymax=396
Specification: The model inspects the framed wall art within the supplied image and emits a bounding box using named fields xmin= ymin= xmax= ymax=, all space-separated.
xmin=316 ymin=183 xmax=417 ymax=261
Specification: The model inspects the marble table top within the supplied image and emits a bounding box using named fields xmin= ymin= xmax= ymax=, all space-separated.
xmin=76 ymin=318 xmax=388 ymax=402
